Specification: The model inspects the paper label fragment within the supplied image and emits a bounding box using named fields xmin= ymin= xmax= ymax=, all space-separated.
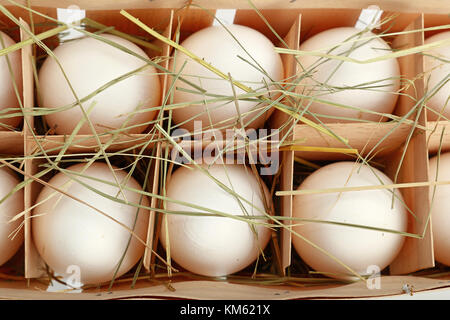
xmin=355 ymin=5 xmax=383 ymax=30
xmin=57 ymin=5 xmax=86 ymax=42
xmin=213 ymin=9 xmax=237 ymax=26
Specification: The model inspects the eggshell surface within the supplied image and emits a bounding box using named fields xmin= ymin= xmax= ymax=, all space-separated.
xmin=423 ymin=31 xmax=450 ymax=120
xmin=297 ymin=27 xmax=400 ymax=123
xmin=32 ymin=162 xmax=150 ymax=285
xmin=170 ymin=24 xmax=284 ymax=131
xmin=0 ymin=167 xmax=24 ymax=266
xmin=160 ymin=163 xmax=272 ymax=277
xmin=39 ymin=34 xmax=161 ymax=134
xmin=428 ymin=152 xmax=450 ymax=266
xmin=0 ymin=31 xmax=23 ymax=130
xmin=292 ymin=161 xmax=407 ymax=279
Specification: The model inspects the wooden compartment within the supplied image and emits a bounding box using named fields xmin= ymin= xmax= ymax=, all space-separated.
xmin=423 ymin=13 xmax=450 ymax=154
xmin=0 ymin=9 xmax=29 ymax=155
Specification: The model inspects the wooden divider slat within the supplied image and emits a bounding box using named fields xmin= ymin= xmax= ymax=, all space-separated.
xmin=387 ymin=14 xmax=434 ymax=275
xmin=143 ymin=9 xmax=174 ymax=272
xmin=20 ymin=18 xmax=47 ymax=278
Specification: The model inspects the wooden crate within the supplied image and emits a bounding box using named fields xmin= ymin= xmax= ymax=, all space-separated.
xmin=0 ymin=0 xmax=449 ymax=299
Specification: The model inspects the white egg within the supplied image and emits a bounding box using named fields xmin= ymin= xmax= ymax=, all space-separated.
xmin=297 ymin=27 xmax=400 ymax=123
xmin=32 ymin=162 xmax=150 ymax=285
xmin=38 ymin=34 xmax=161 ymax=135
xmin=0 ymin=31 xmax=23 ymax=131
xmin=0 ymin=166 xmax=24 ymax=266
xmin=423 ymin=31 xmax=450 ymax=120
xmin=292 ymin=161 xmax=407 ymax=280
xmin=170 ymin=24 xmax=284 ymax=131
xmin=428 ymin=152 xmax=450 ymax=266
xmin=160 ymin=163 xmax=272 ymax=277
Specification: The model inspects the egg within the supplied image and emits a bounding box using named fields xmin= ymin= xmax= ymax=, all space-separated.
xmin=428 ymin=152 xmax=450 ymax=266
xmin=32 ymin=162 xmax=150 ymax=285
xmin=0 ymin=166 xmax=24 ymax=266
xmin=170 ymin=24 xmax=284 ymax=131
xmin=297 ymin=27 xmax=400 ymax=123
xmin=0 ymin=31 xmax=23 ymax=131
xmin=160 ymin=163 xmax=272 ymax=277
xmin=38 ymin=34 xmax=161 ymax=135
xmin=423 ymin=31 xmax=450 ymax=120
xmin=292 ymin=161 xmax=407 ymax=280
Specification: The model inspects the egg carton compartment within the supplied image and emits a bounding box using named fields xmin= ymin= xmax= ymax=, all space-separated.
xmin=0 ymin=9 xmax=23 ymax=132
xmin=2 ymin=4 xmax=174 ymax=156
xmin=282 ymin=11 xmax=448 ymax=163
xmin=277 ymin=116 xmax=433 ymax=278
xmin=270 ymin=11 xmax=431 ymax=159
xmin=0 ymin=159 xmax=26 ymax=280
xmin=0 ymin=10 xmax=30 ymax=155
xmin=423 ymin=13 xmax=450 ymax=155
xmin=275 ymin=154 xmax=401 ymax=281
xmin=3 ymin=3 xmax=187 ymax=156
xmin=157 ymin=7 xmax=295 ymax=141
xmin=22 ymin=141 xmax=160 ymax=285
xmin=0 ymin=0 xmax=449 ymax=300
xmin=284 ymin=150 xmax=432 ymax=275
xmin=421 ymin=13 xmax=450 ymax=274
